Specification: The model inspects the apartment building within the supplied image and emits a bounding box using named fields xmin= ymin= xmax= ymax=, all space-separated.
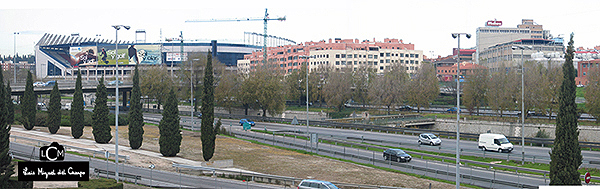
xmin=238 ymin=38 xmax=423 ymax=75
xmin=476 ymin=19 xmax=550 ymax=62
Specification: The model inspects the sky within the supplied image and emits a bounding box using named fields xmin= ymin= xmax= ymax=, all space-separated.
xmin=2 ymin=0 xmax=600 ymax=58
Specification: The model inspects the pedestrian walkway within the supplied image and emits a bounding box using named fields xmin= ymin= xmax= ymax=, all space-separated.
xmin=10 ymin=127 xmax=251 ymax=173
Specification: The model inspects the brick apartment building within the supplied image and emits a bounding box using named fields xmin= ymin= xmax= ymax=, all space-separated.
xmin=238 ymin=38 xmax=423 ymax=75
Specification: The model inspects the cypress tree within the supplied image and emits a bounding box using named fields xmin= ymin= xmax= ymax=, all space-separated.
xmin=201 ymin=52 xmax=215 ymax=161
xmin=92 ymin=76 xmax=112 ymax=144
xmin=128 ymin=65 xmax=144 ymax=149
xmin=48 ymin=83 xmax=60 ymax=134
xmin=549 ymin=33 xmax=582 ymax=185
xmin=159 ymin=88 xmax=181 ymax=157
xmin=0 ymin=70 xmax=14 ymax=185
xmin=6 ymin=82 xmax=13 ymax=125
xmin=71 ymin=70 xmax=84 ymax=139
xmin=22 ymin=71 xmax=36 ymax=130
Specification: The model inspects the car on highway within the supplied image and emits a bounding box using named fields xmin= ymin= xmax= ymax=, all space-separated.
xmin=446 ymin=107 xmax=460 ymax=113
xmin=517 ymin=111 xmax=546 ymax=118
xmin=33 ymin=82 xmax=45 ymax=87
xmin=418 ymin=133 xmax=442 ymax=146
xmin=478 ymin=133 xmax=513 ymax=153
xmin=43 ymin=80 xmax=56 ymax=87
xmin=383 ymin=148 xmax=412 ymax=162
xmin=107 ymin=80 xmax=123 ymax=86
xmin=239 ymin=119 xmax=255 ymax=126
xmin=298 ymin=179 xmax=339 ymax=189
xmin=397 ymin=105 xmax=413 ymax=111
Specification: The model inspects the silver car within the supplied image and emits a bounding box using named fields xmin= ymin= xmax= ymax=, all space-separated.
xmin=298 ymin=179 xmax=339 ymax=189
xmin=418 ymin=133 xmax=442 ymax=146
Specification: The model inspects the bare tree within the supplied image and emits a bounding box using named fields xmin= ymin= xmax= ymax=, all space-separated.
xmin=323 ymin=67 xmax=353 ymax=112
xmin=463 ymin=68 xmax=489 ymax=115
xmin=140 ymin=66 xmax=174 ymax=110
xmin=368 ymin=63 xmax=407 ymax=114
xmin=406 ymin=63 xmax=439 ymax=112
xmin=487 ymin=66 xmax=519 ymax=117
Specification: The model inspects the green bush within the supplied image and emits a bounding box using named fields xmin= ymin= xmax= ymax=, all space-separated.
xmin=60 ymin=118 xmax=71 ymax=126
xmin=77 ymin=178 xmax=123 ymax=189
xmin=8 ymin=176 xmax=33 ymax=188
xmin=329 ymin=111 xmax=351 ymax=119
xmin=35 ymin=111 xmax=48 ymax=126
xmin=108 ymin=113 xmax=129 ymax=126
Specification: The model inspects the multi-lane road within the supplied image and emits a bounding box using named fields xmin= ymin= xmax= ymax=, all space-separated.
xmin=144 ymin=112 xmax=600 ymax=188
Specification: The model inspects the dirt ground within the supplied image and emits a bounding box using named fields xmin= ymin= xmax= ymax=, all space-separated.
xmin=11 ymin=124 xmax=459 ymax=189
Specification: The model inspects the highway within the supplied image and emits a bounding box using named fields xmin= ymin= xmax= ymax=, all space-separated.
xmin=145 ymin=113 xmax=594 ymax=188
xmin=9 ymin=141 xmax=282 ymax=189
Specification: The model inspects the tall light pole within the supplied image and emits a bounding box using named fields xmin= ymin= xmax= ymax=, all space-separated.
xmin=299 ymin=55 xmax=310 ymax=140
xmin=451 ymin=32 xmax=470 ymax=189
xmin=512 ymin=45 xmax=531 ymax=165
xmin=112 ymin=24 xmax=130 ymax=182
xmin=191 ymin=58 xmax=199 ymax=130
xmin=13 ymin=32 xmax=19 ymax=83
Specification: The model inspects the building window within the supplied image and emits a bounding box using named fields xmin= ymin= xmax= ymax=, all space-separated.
xmin=410 ymin=60 xmax=414 ymax=64
xmin=385 ymin=59 xmax=390 ymax=63
xmin=583 ymin=63 xmax=587 ymax=68
xmin=336 ymin=54 xmax=340 ymax=58
xmin=386 ymin=53 xmax=390 ymax=57
xmin=354 ymin=54 xmax=358 ymax=58
xmin=354 ymin=61 xmax=358 ymax=65
xmin=410 ymin=54 xmax=415 ymax=58
xmin=374 ymin=55 xmax=378 ymax=59
xmin=415 ymin=61 xmax=418 ymax=64
xmin=368 ymin=54 xmax=373 ymax=59
xmin=415 ymin=54 xmax=419 ymax=58
xmin=380 ymin=66 xmax=384 ymax=70
xmin=336 ymin=61 xmax=340 ymax=65
xmin=380 ymin=60 xmax=384 ymax=63
xmin=293 ymin=62 xmax=298 ymax=66
xmin=400 ymin=53 xmax=404 ymax=57
xmin=380 ymin=53 xmax=384 ymax=57
xmin=341 ymin=54 xmax=346 ymax=58
xmin=341 ymin=61 xmax=346 ymax=65
xmin=583 ymin=72 xmax=586 ymax=76
xmin=405 ymin=54 xmax=409 ymax=57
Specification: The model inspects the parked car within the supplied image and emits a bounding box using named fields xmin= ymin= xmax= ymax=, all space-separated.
xmin=33 ymin=82 xmax=45 ymax=87
xmin=446 ymin=107 xmax=460 ymax=113
xmin=107 ymin=80 xmax=123 ymax=86
xmin=43 ymin=80 xmax=56 ymax=87
xmin=478 ymin=133 xmax=513 ymax=153
xmin=418 ymin=133 xmax=442 ymax=146
xmin=383 ymin=149 xmax=412 ymax=162
xmin=239 ymin=119 xmax=255 ymax=126
xmin=298 ymin=179 xmax=339 ymax=189
xmin=397 ymin=105 xmax=413 ymax=111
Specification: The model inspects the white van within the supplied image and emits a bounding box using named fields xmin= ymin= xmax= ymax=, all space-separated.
xmin=478 ymin=133 xmax=513 ymax=153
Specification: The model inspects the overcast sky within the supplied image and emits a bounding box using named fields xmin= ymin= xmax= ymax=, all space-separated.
xmin=2 ymin=0 xmax=600 ymax=58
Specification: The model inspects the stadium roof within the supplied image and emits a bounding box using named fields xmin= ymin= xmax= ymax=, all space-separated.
xmin=36 ymin=33 xmax=133 ymax=47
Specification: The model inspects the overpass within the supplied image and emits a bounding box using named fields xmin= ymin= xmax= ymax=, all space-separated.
xmin=10 ymin=80 xmax=132 ymax=107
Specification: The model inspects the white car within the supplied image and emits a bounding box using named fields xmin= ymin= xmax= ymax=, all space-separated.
xmin=33 ymin=82 xmax=45 ymax=87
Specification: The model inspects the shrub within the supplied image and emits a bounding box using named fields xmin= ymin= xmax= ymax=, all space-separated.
xmin=8 ymin=176 xmax=33 ymax=188
xmin=108 ymin=113 xmax=129 ymax=126
xmin=60 ymin=119 xmax=71 ymax=126
xmin=78 ymin=178 xmax=123 ymax=189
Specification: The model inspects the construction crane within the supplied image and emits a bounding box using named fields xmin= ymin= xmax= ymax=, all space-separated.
xmin=186 ymin=8 xmax=286 ymax=66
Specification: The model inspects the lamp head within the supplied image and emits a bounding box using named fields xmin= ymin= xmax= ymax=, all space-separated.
xmin=466 ymin=34 xmax=472 ymax=39
xmin=112 ymin=25 xmax=121 ymax=30
xmin=452 ymin=34 xmax=458 ymax=39
xmin=124 ymin=26 xmax=131 ymax=30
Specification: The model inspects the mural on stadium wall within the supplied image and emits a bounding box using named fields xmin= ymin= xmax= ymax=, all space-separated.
xmin=132 ymin=45 xmax=161 ymax=65
xmin=69 ymin=46 xmax=98 ymax=67
xmin=97 ymin=45 xmax=129 ymax=65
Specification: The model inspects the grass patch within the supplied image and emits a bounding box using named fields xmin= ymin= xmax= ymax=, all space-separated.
xmin=577 ymin=87 xmax=585 ymax=98
xmin=60 ymin=96 xmax=73 ymax=100
xmin=66 ymin=151 xmax=115 ymax=162
xmin=285 ymin=106 xmax=329 ymax=112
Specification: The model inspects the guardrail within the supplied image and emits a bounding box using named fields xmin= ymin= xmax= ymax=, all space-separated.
xmin=94 ymin=168 xmax=142 ymax=184
xmin=172 ymin=163 xmax=406 ymax=189
xmin=10 ymin=135 xmax=130 ymax=163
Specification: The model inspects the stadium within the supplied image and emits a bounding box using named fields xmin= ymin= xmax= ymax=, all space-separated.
xmin=34 ymin=33 xmax=263 ymax=79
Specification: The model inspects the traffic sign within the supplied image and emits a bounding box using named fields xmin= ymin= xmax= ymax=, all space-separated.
xmin=585 ymin=172 xmax=591 ymax=184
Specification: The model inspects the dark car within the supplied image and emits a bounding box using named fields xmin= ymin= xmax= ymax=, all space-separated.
xmin=239 ymin=119 xmax=255 ymax=126
xmin=397 ymin=105 xmax=413 ymax=111
xmin=383 ymin=149 xmax=411 ymax=162
xmin=517 ymin=111 xmax=546 ymax=118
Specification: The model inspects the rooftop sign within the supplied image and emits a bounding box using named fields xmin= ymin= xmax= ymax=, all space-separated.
xmin=486 ymin=20 xmax=502 ymax=27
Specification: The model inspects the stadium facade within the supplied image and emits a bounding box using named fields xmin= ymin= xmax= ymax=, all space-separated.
xmin=34 ymin=33 xmax=261 ymax=79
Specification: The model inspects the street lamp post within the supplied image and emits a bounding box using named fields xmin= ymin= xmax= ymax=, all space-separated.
xmin=512 ymin=45 xmax=531 ymax=165
xmin=299 ymin=55 xmax=310 ymax=144
xmin=13 ymin=32 xmax=19 ymax=83
xmin=112 ymin=24 xmax=130 ymax=182
xmin=452 ymin=32 xmax=470 ymax=189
